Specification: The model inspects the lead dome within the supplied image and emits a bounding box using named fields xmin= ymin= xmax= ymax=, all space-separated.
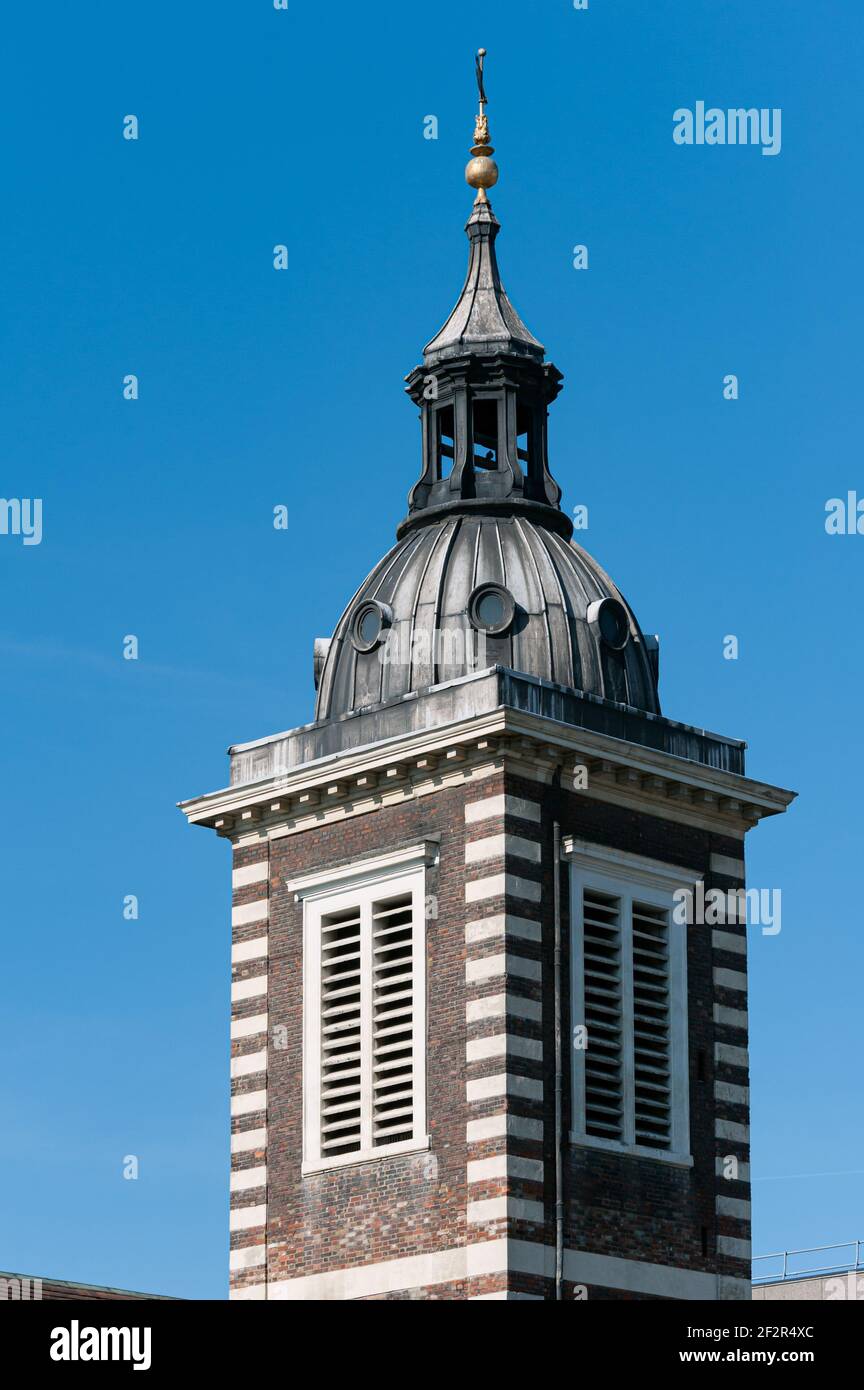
xmin=315 ymin=516 xmax=659 ymax=720
xmin=313 ymin=63 xmax=659 ymax=725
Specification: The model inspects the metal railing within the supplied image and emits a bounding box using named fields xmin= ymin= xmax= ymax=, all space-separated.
xmin=753 ymin=1239 xmax=863 ymax=1284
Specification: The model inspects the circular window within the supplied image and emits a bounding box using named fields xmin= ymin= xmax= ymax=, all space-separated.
xmin=467 ymin=583 xmax=515 ymax=636
xmin=587 ymin=597 xmax=630 ymax=651
xmin=351 ymin=600 xmax=392 ymax=653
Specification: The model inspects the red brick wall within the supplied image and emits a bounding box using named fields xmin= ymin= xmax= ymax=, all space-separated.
xmin=265 ymin=779 xmax=481 ymax=1287
xmin=229 ymin=841 xmax=271 ymax=1293
xmin=510 ymin=770 xmax=750 ymax=1299
xmin=244 ymin=764 xmax=749 ymax=1300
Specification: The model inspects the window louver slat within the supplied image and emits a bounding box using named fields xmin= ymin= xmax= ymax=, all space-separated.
xmin=631 ymin=899 xmax=672 ymax=1150
xmin=583 ymin=888 xmax=624 ymax=1142
xmin=319 ymin=909 xmax=363 ymax=1157
xmin=371 ymin=892 xmax=414 ymax=1148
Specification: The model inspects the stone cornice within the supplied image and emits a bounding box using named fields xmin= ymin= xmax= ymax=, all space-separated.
xmin=178 ymin=705 xmax=795 ymax=841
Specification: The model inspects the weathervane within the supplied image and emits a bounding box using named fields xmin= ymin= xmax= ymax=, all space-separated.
xmin=466 ymin=47 xmax=499 ymax=203
xmin=475 ymin=47 xmax=488 ymax=113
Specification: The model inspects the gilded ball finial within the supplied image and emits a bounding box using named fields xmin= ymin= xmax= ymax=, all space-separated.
xmin=467 ymin=46 xmax=498 ymax=199
xmin=466 ymin=156 xmax=499 ymax=192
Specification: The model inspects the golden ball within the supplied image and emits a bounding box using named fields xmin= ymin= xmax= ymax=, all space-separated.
xmin=465 ymin=156 xmax=499 ymax=190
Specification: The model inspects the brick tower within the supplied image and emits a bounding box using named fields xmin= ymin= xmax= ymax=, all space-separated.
xmin=181 ymin=53 xmax=794 ymax=1301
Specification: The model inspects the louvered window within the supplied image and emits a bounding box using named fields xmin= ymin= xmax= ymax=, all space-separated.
xmin=631 ymin=899 xmax=672 ymax=1150
xmin=582 ymin=889 xmax=624 ymax=1142
xmin=319 ymin=904 xmax=364 ymax=1158
xmin=570 ymin=859 xmax=690 ymax=1163
xmin=371 ymin=893 xmax=416 ymax=1147
xmin=301 ymin=861 xmax=428 ymax=1172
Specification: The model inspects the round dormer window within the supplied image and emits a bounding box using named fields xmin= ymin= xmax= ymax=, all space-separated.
xmin=351 ymin=600 xmax=392 ymax=653
xmin=587 ymin=597 xmax=629 ymax=651
xmin=468 ymin=583 xmax=515 ymax=636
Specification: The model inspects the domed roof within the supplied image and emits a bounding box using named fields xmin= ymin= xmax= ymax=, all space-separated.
xmin=314 ymin=54 xmax=659 ymax=726
xmin=314 ymin=514 xmax=660 ymax=721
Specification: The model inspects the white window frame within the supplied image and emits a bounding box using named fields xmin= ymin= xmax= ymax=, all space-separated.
xmin=289 ymin=843 xmax=435 ymax=1175
xmin=564 ymin=838 xmax=699 ymax=1168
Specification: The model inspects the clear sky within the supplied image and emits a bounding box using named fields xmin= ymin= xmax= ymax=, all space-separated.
xmin=0 ymin=0 xmax=860 ymax=1298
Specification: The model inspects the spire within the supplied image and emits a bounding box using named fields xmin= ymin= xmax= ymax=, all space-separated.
xmin=423 ymin=48 xmax=544 ymax=368
xmin=401 ymin=49 xmax=568 ymax=541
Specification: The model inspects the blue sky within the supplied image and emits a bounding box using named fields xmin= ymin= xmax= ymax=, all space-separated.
xmin=0 ymin=0 xmax=860 ymax=1298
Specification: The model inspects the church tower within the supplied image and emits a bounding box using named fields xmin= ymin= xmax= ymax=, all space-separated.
xmin=181 ymin=52 xmax=794 ymax=1301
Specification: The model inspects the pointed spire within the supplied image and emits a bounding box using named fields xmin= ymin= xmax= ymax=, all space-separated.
xmin=423 ymin=48 xmax=544 ymax=367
